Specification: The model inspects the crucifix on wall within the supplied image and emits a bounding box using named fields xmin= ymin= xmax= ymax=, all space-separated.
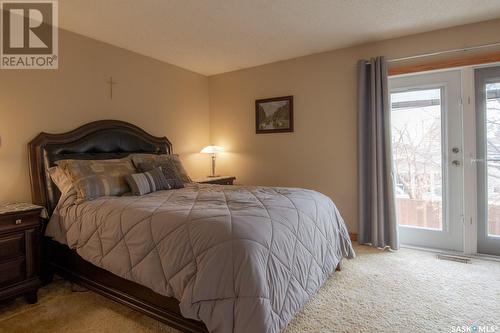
xmin=106 ymin=76 xmax=117 ymax=99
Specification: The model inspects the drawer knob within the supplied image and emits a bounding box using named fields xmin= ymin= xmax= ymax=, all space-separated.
xmin=15 ymin=218 xmax=22 ymax=225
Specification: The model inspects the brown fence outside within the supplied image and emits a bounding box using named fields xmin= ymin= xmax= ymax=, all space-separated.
xmin=396 ymin=198 xmax=442 ymax=229
xmin=486 ymin=202 xmax=500 ymax=236
xmin=396 ymin=198 xmax=500 ymax=236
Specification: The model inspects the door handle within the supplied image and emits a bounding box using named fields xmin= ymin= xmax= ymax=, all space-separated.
xmin=452 ymin=160 xmax=461 ymax=166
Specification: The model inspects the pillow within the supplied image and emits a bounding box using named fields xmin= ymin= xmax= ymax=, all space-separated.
xmin=167 ymin=154 xmax=192 ymax=183
xmin=137 ymin=162 xmax=184 ymax=189
xmin=48 ymin=166 xmax=74 ymax=195
xmin=130 ymin=153 xmax=192 ymax=183
xmin=56 ymin=158 xmax=136 ymax=202
xmin=130 ymin=153 xmax=160 ymax=168
xmin=124 ymin=167 xmax=171 ymax=196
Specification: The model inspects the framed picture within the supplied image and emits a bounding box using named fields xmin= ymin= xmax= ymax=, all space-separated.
xmin=255 ymin=95 xmax=294 ymax=134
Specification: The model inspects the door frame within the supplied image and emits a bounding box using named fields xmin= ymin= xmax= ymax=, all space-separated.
xmin=461 ymin=67 xmax=477 ymax=255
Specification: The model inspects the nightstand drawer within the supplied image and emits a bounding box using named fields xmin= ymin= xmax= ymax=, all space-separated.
xmin=0 ymin=204 xmax=43 ymax=303
xmin=0 ymin=233 xmax=25 ymax=261
xmin=0 ymin=257 xmax=26 ymax=288
xmin=0 ymin=213 xmax=39 ymax=232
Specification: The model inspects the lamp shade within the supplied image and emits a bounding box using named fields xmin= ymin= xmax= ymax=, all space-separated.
xmin=200 ymin=145 xmax=224 ymax=154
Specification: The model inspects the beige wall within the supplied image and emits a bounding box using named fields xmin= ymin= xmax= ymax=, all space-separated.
xmin=0 ymin=29 xmax=210 ymax=202
xmin=208 ymin=19 xmax=500 ymax=232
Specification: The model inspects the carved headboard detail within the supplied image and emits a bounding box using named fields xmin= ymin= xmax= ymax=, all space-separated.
xmin=28 ymin=120 xmax=172 ymax=215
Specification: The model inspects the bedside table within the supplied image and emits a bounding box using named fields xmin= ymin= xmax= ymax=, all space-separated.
xmin=194 ymin=176 xmax=236 ymax=185
xmin=0 ymin=203 xmax=44 ymax=304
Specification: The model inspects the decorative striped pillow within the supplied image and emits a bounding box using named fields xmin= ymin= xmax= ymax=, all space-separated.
xmin=124 ymin=167 xmax=170 ymax=196
xmin=137 ymin=162 xmax=184 ymax=189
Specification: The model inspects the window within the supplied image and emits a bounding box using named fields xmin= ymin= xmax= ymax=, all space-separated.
xmin=391 ymin=88 xmax=443 ymax=230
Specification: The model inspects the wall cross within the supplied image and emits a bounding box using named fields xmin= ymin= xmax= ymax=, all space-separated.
xmin=106 ymin=76 xmax=118 ymax=99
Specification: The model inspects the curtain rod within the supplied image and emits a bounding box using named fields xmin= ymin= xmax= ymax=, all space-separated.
xmin=388 ymin=41 xmax=500 ymax=63
xmin=365 ymin=42 xmax=500 ymax=64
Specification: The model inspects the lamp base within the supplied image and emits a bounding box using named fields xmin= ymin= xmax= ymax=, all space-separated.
xmin=207 ymin=175 xmax=221 ymax=178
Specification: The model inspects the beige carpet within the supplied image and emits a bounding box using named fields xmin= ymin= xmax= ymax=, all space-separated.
xmin=1 ymin=245 xmax=499 ymax=333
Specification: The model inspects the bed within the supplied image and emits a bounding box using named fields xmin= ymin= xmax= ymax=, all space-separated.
xmin=28 ymin=120 xmax=354 ymax=333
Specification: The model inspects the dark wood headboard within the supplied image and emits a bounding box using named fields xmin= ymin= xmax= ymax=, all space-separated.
xmin=28 ymin=120 xmax=172 ymax=215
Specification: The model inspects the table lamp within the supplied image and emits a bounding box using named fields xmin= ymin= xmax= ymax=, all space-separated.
xmin=200 ymin=145 xmax=224 ymax=177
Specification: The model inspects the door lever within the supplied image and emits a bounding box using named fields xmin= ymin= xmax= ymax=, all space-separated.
xmin=452 ymin=160 xmax=461 ymax=166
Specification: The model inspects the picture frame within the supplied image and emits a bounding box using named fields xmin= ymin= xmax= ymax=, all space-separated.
xmin=255 ymin=95 xmax=294 ymax=134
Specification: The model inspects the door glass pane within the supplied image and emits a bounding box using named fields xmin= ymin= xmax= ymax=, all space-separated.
xmin=486 ymin=82 xmax=500 ymax=237
xmin=391 ymin=88 xmax=443 ymax=230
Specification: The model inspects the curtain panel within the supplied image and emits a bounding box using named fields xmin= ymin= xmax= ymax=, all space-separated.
xmin=357 ymin=57 xmax=399 ymax=250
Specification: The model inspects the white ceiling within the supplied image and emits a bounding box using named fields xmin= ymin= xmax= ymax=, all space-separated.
xmin=59 ymin=0 xmax=500 ymax=76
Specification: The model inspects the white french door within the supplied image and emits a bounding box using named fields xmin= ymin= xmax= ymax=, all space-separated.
xmin=389 ymin=70 xmax=464 ymax=252
xmin=475 ymin=66 xmax=500 ymax=256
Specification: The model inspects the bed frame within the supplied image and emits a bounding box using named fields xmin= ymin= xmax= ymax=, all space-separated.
xmin=28 ymin=120 xmax=208 ymax=333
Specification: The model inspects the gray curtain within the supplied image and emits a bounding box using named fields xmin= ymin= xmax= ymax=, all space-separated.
xmin=357 ymin=57 xmax=399 ymax=250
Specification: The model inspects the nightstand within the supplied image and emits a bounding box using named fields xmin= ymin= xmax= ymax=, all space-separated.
xmin=0 ymin=203 xmax=44 ymax=304
xmin=195 ymin=176 xmax=236 ymax=185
